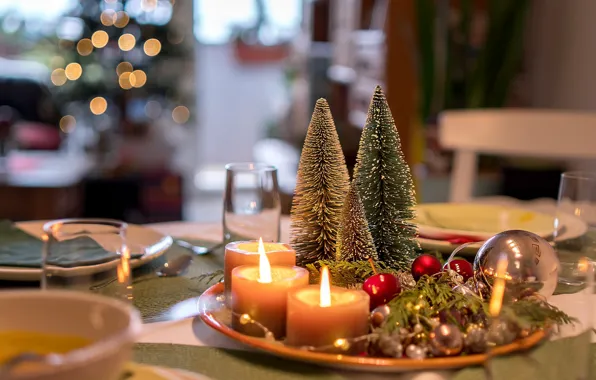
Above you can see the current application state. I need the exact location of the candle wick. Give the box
[368,258,377,275]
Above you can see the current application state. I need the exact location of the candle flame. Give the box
[489,253,508,317]
[258,237,272,283]
[320,266,331,307]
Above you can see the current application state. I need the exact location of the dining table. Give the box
[134,197,596,380]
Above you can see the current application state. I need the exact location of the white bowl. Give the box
[0,290,142,380]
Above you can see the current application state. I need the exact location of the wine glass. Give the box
[42,219,132,302]
[223,163,281,243]
[554,171,596,285]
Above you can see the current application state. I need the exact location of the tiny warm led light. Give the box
[258,238,272,284]
[172,106,190,124]
[119,72,134,90]
[320,266,331,307]
[143,38,161,56]
[100,9,115,26]
[131,70,146,88]
[116,61,133,76]
[51,69,67,86]
[91,30,109,48]
[113,11,129,28]
[59,115,76,133]
[65,63,82,80]
[90,96,108,115]
[118,33,136,51]
[76,38,93,56]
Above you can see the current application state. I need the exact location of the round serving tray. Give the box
[198,283,547,372]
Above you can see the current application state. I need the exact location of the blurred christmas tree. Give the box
[0,0,192,137]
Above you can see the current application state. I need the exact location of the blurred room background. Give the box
[0,0,594,223]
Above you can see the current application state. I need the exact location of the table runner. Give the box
[134,335,594,380]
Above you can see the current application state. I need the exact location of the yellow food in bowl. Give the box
[0,331,91,364]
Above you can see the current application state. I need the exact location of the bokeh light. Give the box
[167,30,184,45]
[77,38,93,56]
[119,72,134,90]
[143,38,161,56]
[131,70,147,88]
[113,11,130,28]
[91,30,109,48]
[116,61,133,76]
[90,97,108,115]
[141,0,158,12]
[59,115,76,133]
[50,56,65,69]
[118,33,136,51]
[100,9,116,26]
[51,69,67,86]
[65,63,82,80]
[172,106,190,124]
[145,100,162,119]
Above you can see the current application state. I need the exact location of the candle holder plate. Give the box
[198,283,546,372]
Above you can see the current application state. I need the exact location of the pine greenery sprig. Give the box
[382,273,574,334]
[305,260,412,289]
[193,269,224,285]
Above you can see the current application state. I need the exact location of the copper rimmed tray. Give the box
[198,283,546,372]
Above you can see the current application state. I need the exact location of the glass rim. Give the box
[43,218,128,236]
[561,171,596,182]
[224,162,277,173]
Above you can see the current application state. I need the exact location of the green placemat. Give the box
[135,335,595,380]
[134,344,343,380]
[98,239,224,323]
[0,236,223,324]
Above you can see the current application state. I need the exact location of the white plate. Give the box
[417,209,587,255]
[0,221,172,281]
[415,203,558,240]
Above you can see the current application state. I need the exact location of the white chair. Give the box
[438,109,596,203]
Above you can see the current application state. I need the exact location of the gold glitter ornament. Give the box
[290,99,349,265]
[336,181,378,262]
[353,86,419,269]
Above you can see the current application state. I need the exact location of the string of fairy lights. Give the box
[52,0,189,134]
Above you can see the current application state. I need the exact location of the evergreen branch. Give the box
[382,273,573,334]
[192,270,224,285]
[304,260,414,290]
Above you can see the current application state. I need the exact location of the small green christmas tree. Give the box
[353,86,419,269]
[291,99,350,265]
[337,181,378,262]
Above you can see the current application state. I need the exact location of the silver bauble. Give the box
[452,284,477,297]
[487,318,518,346]
[370,305,391,327]
[464,324,488,353]
[405,344,426,359]
[429,324,464,357]
[473,230,559,298]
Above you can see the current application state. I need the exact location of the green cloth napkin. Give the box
[0,220,118,268]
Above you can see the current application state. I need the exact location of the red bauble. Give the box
[411,254,442,281]
[363,273,401,310]
[443,259,474,281]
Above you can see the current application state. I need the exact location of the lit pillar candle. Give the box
[231,238,309,338]
[224,240,295,303]
[286,266,370,348]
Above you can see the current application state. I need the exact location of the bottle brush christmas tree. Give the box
[336,181,378,262]
[353,86,419,269]
[291,99,349,265]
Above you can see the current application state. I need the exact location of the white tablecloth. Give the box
[140,198,592,380]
